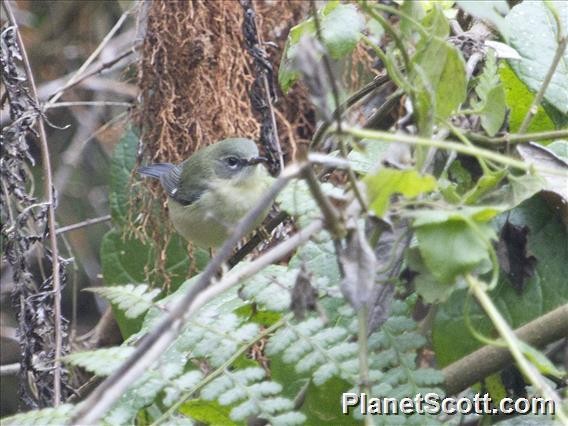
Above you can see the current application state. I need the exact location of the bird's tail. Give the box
[137,163,175,180]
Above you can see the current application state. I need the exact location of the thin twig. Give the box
[0,363,20,376]
[302,166,345,239]
[309,2,368,212]
[69,163,306,425]
[4,1,63,405]
[55,215,112,235]
[44,101,133,110]
[46,8,134,107]
[49,48,137,97]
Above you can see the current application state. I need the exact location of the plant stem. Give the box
[467,129,568,145]
[466,275,568,423]
[4,0,63,406]
[518,18,567,133]
[344,126,567,176]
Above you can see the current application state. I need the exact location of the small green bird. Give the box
[138,138,273,248]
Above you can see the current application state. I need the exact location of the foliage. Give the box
[3,1,568,425]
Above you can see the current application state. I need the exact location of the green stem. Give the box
[519,27,568,133]
[343,125,567,176]
[467,129,568,145]
[466,275,568,423]
[359,0,411,71]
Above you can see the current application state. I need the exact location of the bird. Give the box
[138,138,274,249]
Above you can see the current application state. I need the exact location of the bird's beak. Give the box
[247,156,269,166]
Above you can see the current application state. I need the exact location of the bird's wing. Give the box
[138,163,204,206]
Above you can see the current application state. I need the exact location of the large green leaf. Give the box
[364,169,437,217]
[278,2,365,93]
[500,63,555,133]
[504,1,568,114]
[109,127,138,225]
[100,229,205,337]
[433,195,568,366]
[411,207,501,285]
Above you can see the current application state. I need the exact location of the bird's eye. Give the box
[225,156,240,169]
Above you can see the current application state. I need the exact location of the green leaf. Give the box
[278,3,365,92]
[433,195,568,366]
[421,4,448,39]
[109,127,138,225]
[474,50,506,136]
[100,229,203,337]
[412,37,467,122]
[347,139,391,174]
[504,1,568,114]
[364,169,437,216]
[547,140,568,160]
[517,340,566,379]
[411,208,498,285]
[321,3,365,59]
[301,379,358,425]
[406,247,456,304]
[500,63,555,132]
[179,400,237,426]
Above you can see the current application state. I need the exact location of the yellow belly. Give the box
[168,170,273,248]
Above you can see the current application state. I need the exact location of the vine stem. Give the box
[343,126,567,176]
[466,129,568,145]
[518,3,567,134]
[4,1,63,406]
[466,275,568,423]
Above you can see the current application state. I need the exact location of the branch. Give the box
[4,1,63,405]
[69,163,306,424]
[46,7,134,107]
[55,215,112,236]
[0,363,20,376]
[239,0,284,175]
[442,303,568,396]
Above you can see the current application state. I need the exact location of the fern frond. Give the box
[85,284,161,318]
[201,367,305,424]
[64,347,135,376]
[0,404,74,426]
[267,317,360,385]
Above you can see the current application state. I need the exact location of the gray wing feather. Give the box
[138,163,203,206]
